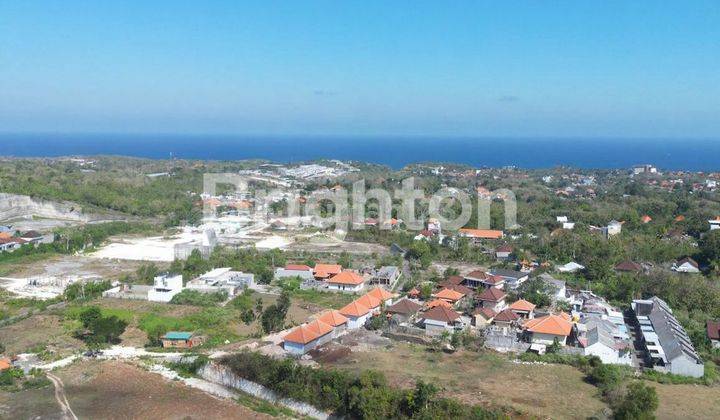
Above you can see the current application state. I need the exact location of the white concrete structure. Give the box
[186,268,255,296]
[148,274,184,303]
[604,220,622,237]
[557,261,585,273]
[672,258,700,274]
[709,217,720,231]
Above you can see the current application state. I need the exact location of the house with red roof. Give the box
[339,301,372,329]
[477,287,507,312]
[385,299,422,323]
[421,306,461,336]
[326,271,365,292]
[432,288,465,304]
[458,228,504,242]
[707,320,720,349]
[523,313,574,346]
[313,263,343,280]
[473,307,496,327]
[317,310,349,337]
[492,308,520,327]
[463,270,504,289]
[366,286,398,306]
[283,325,321,355]
[495,244,514,260]
[509,299,536,319]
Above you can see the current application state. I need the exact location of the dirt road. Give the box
[46,372,79,420]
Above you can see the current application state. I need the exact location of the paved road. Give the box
[46,372,79,420]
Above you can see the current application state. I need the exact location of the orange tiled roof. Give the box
[339,301,371,317]
[458,228,504,239]
[426,298,453,309]
[0,358,11,371]
[523,314,573,336]
[327,271,364,286]
[355,293,382,309]
[367,287,397,302]
[283,325,320,345]
[407,287,420,297]
[317,310,348,327]
[285,264,312,271]
[509,299,536,312]
[641,215,652,223]
[314,264,342,276]
[305,319,334,337]
[432,288,465,301]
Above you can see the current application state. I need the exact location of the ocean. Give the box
[1,133,719,171]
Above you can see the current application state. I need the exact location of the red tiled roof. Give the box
[305,319,334,337]
[473,307,497,319]
[385,299,422,315]
[614,261,643,272]
[432,288,465,301]
[478,287,506,302]
[509,299,536,312]
[707,320,720,341]
[327,271,364,285]
[426,299,453,309]
[367,287,398,302]
[285,264,312,271]
[438,282,474,296]
[458,228,504,239]
[523,314,573,336]
[314,264,342,276]
[317,310,348,327]
[339,301,371,318]
[422,306,460,323]
[445,275,464,285]
[465,270,490,279]
[283,325,320,345]
[355,293,382,309]
[493,308,520,322]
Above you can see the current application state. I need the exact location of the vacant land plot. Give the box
[652,382,720,419]
[322,341,607,419]
[0,314,84,356]
[2,360,272,420]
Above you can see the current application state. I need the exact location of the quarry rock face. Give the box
[0,193,89,222]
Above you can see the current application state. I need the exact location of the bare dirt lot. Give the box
[1,360,272,420]
[652,382,720,419]
[5,254,156,279]
[321,341,607,419]
[0,314,84,356]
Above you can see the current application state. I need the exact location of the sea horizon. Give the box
[2,132,720,171]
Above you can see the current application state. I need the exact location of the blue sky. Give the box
[1,1,719,138]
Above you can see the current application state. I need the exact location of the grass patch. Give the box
[288,289,355,309]
[235,392,298,417]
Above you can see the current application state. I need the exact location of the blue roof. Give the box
[164,331,193,340]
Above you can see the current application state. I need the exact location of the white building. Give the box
[672,257,700,274]
[186,267,255,296]
[148,274,184,303]
[557,261,585,273]
[709,217,720,231]
[604,220,622,238]
[632,297,704,378]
